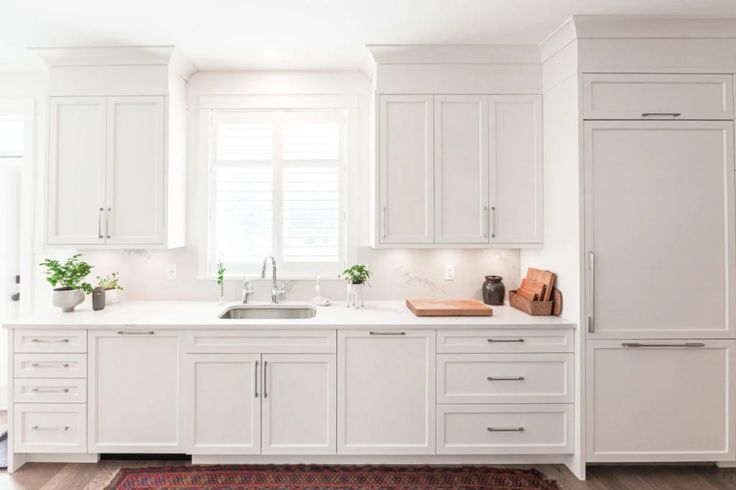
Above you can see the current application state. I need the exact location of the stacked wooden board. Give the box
[510,268,562,316]
[406,299,492,317]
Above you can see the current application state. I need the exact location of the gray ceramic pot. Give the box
[52,288,85,312]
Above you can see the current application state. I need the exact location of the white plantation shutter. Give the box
[209,110,346,275]
[0,113,23,157]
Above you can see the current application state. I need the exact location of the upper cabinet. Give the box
[39,46,193,249]
[376,94,542,247]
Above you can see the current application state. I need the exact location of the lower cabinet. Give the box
[586,340,735,462]
[184,353,336,455]
[88,330,182,453]
[338,329,436,454]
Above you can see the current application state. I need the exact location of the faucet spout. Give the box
[261,256,285,303]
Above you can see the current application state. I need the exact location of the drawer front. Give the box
[14,378,87,404]
[438,353,573,404]
[14,354,87,378]
[13,403,86,453]
[14,329,87,353]
[437,329,573,354]
[437,404,573,455]
[184,330,336,354]
[583,74,734,120]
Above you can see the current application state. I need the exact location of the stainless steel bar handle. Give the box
[32,425,69,431]
[483,206,489,238]
[369,331,406,336]
[31,363,70,368]
[487,426,525,432]
[622,342,706,348]
[117,331,155,335]
[31,338,70,343]
[31,387,70,393]
[641,112,682,118]
[254,360,259,398]
[263,361,268,398]
[490,206,496,238]
[98,208,104,239]
[588,251,595,334]
[487,338,524,343]
[106,207,111,239]
[487,376,525,381]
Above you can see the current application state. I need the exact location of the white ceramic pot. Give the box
[105,289,120,304]
[346,282,365,308]
[52,288,85,312]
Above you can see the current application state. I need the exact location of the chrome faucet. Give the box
[241,278,255,304]
[261,256,286,304]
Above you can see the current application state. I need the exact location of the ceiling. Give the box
[1,0,736,71]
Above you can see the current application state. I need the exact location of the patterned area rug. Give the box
[104,464,560,490]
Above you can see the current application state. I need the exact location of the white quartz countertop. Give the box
[3,301,575,329]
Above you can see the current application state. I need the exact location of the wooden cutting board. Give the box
[527,268,557,301]
[406,299,493,317]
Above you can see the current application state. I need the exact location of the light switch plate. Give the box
[166,264,177,280]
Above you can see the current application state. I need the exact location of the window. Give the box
[208,110,347,276]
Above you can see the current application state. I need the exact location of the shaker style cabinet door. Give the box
[434,95,489,244]
[584,121,735,339]
[105,96,165,245]
[47,97,107,245]
[378,95,434,244]
[338,329,435,454]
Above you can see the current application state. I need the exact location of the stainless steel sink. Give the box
[218,305,317,320]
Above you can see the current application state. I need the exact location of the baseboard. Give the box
[191,454,570,465]
[25,453,100,464]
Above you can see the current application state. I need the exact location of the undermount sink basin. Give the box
[218,305,317,320]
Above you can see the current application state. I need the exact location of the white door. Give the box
[434,95,489,244]
[338,329,435,455]
[47,97,107,245]
[585,121,735,338]
[262,354,336,455]
[184,354,261,455]
[105,96,165,245]
[489,95,543,244]
[88,330,181,452]
[378,95,434,244]
[587,340,735,462]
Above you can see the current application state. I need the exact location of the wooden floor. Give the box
[2,462,736,490]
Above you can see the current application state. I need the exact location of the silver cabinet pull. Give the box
[32,425,69,431]
[642,112,681,118]
[490,206,496,238]
[487,426,525,432]
[369,331,406,336]
[483,205,489,238]
[31,363,70,368]
[98,207,104,239]
[263,360,268,398]
[254,360,259,398]
[622,342,706,348]
[117,331,155,335]
[31,387,70,393]
[106,207,112,239]
[588,251,595,333]
[31,338,70,343]
[487,376,525,381]
[487,338,524,343]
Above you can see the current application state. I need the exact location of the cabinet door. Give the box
[587,340,735,462]
[378,95,434,244]
[262,354,335,455]
[585,121,735,338]
[184,354,261,455]
[47,97,107,245]
[105,96,165,245]
[88,331,181,453]
[434,95,489,244]
[489,95,543,244]
[338,329,435,454]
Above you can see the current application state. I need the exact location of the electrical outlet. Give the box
[444,263,455,281]
[166,264,177,280]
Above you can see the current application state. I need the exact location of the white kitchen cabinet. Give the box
[88,330,181,453]
[378,95,434,244]
[184,354,260,455]
[489,95,543,244]
[586,340,735,462]
[584,121,735,338]
[434,95,488,243]
[262,354,336,455]
[338,329,435,454]
[47,97,107,245]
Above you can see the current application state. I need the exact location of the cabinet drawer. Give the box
[437,404,573,455]
[583,74,733,120]
[14,329,86,353]
[14,354,87,378]
[14,378,87,404]
[437,329,573,354]
[438,353,573,404]
[13,403,86,453]
[184,330,336,354]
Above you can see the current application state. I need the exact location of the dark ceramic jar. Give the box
[482,275,505,305]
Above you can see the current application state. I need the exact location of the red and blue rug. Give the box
[105,464,560,489]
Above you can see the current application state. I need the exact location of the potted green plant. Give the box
[39,254,93,312]
[97,273,123,304]
[340,264,371,308]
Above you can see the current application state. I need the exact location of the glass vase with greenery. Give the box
[216,261,226,303]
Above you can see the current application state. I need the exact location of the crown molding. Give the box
[573,15,736,39]
[366,44,541,65]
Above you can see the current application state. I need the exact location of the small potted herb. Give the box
[216,261,226,304]
[39,254,93,312]
[97,273,123,304]
[340,264,371,308]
